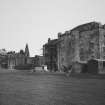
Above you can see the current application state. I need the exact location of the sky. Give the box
[0,0,105,56]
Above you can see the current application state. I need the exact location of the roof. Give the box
[44,39,58,46]
[71,21,100,33]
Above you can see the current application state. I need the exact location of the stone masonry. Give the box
[57,22,105,73]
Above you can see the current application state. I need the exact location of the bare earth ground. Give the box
[0,69,105,105]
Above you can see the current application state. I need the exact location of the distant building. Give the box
[57,31,71,71]
[34,55,44,66]
[0,49,8,68]
[25,43,30,57]
[43,38,58,71]
[0,49,7,55]
[7,44,33,69]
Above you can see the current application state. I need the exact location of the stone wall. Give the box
[57,32,70,71]
[57,22,105,73]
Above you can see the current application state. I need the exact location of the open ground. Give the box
[0,69,105,105]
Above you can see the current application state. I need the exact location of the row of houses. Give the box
[43,21,105,74]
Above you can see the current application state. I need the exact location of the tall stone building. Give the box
[25,43,30,57]
[7,51,25,69]
[57,22,105,73]
[57,31,71,71]
[43,38,58,71]
[43,21,105,73]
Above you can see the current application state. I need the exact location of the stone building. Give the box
[57,31,71,71]
[25,43,30,57]
[7,52,16,69]
[57,22,105,73]
[34,55,44,66]
[42,21,105,73]
[0,49,8,68]
[43,38,58,71]
[7,44,32,69]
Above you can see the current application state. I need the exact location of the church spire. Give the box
[25,43,30,57]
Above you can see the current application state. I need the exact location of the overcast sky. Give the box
[0,0,105,56]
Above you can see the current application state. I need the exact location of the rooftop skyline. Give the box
[0,0,105,56]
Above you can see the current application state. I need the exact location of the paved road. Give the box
[0,69,105,105]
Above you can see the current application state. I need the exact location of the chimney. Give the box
[58,32,62,38]
[48,38,51,42]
